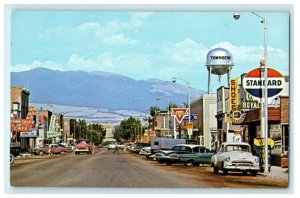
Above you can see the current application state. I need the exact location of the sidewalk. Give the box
[259,166,289,180]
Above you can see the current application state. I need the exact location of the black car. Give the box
[10,146,20,164]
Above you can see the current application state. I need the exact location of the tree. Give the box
[114,116,142,142]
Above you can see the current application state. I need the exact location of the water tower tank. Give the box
[206,48,233,75]
[206,48,234,93]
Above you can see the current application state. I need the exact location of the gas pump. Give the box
[254,138,275,172]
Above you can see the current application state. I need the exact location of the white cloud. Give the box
[74,13,152,46]
[66,53,151,76]
[162,38,207,64]
[11,60,63,72]
[161,39,289,77]
[103,34,137,45]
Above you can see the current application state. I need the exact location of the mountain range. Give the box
[11,67,206,124]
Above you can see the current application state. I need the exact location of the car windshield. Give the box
[225,145,250,152]
[77,140,88,144]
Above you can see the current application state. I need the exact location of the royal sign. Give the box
[242,67,285,98]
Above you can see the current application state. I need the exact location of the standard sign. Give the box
[242,67,285,98]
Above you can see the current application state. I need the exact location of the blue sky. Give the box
[11,11,289,91]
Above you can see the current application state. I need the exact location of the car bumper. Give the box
[224,165,260,171]
[75,148,89,152]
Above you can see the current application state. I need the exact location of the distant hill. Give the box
[11,67,206,113]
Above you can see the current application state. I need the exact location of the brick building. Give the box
[10,87,31,152]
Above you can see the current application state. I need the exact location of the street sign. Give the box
[242,67,285,98]
[183,114,198,121]
[171,108,189,124]
[186,122,193,129]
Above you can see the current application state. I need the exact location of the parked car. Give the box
[75,139,93,155]
[10,146,21,165]
[271,140,283,166]
[139,146,151,158]
[150,137,186,154]
[68,143,76,151]
[50,143,73,154]
[131,142,151,153]
[149,150,179,165]
[211,142,260,176]
[150,144,207,165]
[178,147,215,166]
[35,144,51,155]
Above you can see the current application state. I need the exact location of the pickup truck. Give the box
[177,148,215,166]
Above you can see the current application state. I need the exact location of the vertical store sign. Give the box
[230,78,238,110]
[227,78,246,124]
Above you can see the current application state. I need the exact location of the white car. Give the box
[107,142,118,150]
[211,142,260,176]
[139,146,151,158]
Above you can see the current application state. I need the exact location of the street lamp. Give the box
[172,77,192,139]
[156,96,170,137]
[234,12,269,173]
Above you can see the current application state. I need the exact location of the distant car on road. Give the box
[211,142,260,176]
[75,139,93,155]
[107,142,119,150]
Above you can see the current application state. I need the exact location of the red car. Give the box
[35,144,51,155]
[50,144,73,154]
[75,139,93,155]
[35,144,73,155]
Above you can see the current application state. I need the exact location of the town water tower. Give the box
[206,48,233,93]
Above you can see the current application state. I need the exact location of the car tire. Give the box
[39,151,44,156]
[242,171,247,176]
[252,171,258,176]
[166,161,173,166]
[213,166,219,174]
[146,155,150,159]
[185,160,194,166]
[10,154,15,165]
[60,151,65,155]
[223,169,228,175]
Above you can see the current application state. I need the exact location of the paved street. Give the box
[10,148,288,188]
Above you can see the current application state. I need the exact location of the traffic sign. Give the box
[242,67,285,98]
[186,122,193,129]
[171,108,189,124]
[183,114,198,121]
